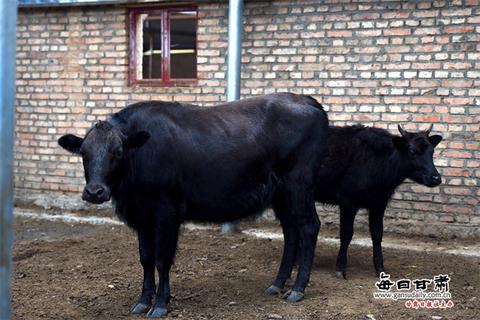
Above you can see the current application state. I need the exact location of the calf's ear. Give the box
[428,135,443,148]
[124,130,150,149]
[58,134,83,154]
[392,136,408,152]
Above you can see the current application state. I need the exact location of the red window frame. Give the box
[128,6,198,87]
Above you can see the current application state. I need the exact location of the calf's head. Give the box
[58,121,150,204]
[392,124,443,187]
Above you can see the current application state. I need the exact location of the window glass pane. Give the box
[137,13,162,79]
[170,11,197,79]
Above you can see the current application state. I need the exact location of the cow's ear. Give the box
[124,131,150,149]
[58,134,83,154]
[428,135,442,148]
[392,136,408,152]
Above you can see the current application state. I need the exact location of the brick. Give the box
[384,96,410,104]
[414,27,440,35]
[384,28,411,36]
[441,80,473,87]
[443,62,472,69]
[412,62,441,69]
[356,30,382,37]
[384,63,411,70]
[412,96,441,104]
[412,115,441,122]
[444,97,472,105]
[444,25,475,34]
[467,71,480,78]
[325,97,351,104]
[326,30,353,37]
[416,44,442,52]
[441,8,472,16]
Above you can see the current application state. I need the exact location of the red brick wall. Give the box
[15,1,479,236]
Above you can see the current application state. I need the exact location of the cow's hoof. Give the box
[265,285,282,295]
[282,290,304,302]
[130,302,151,314]
[336,271,347,280]
[147,307,168,318]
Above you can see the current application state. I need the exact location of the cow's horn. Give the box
[398,124,407,137]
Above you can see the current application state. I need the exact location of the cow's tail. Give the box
[303,94,329,185]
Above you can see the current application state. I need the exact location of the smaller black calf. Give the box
[315,124,443,278]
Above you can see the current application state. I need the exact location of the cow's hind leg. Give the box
[369,208,385,276]
[131,228,156,314]
[335,204,358,279]
[266,191,299,295]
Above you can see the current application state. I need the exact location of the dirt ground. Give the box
[12,213,480,320]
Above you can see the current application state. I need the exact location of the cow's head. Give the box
[392,124,443,187]
[58,121,150,204]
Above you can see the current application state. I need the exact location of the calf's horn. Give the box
[397,124,407,137]
[426,124,433,135]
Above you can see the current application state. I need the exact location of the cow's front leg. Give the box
[147,220,180,318]
[287,208,320,302]
[265,222,299,295]
[280,176,320,303]
[335,204,358,279]
[368,208,385,276]
[131,229,156,314]
[266,190,299,296]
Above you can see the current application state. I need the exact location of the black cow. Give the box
[58,93,328,318]
[314,124,442,279]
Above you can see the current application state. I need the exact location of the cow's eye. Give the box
[408,148,419,157]
[113,148,123,159]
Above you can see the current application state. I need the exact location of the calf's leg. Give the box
[131,229,156,314]
[368,208,385,276]
[335,204,358,279]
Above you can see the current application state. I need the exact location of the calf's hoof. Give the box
[265,285,282,295]
[282,290,304,302]
[130,302,151,314]
[147,307,168,318]
[375,268,385,278]
[336,271,347,280]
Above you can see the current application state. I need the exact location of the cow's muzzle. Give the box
[82,183,111,204]
[425,174,442,187]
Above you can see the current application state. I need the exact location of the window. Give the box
[129,6,198,86]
